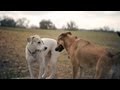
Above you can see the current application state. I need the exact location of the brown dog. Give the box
[55,32,119,79]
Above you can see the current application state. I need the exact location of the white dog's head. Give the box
[27,35,47,53]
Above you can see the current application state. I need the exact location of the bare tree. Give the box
[62,25,67,30]
[30,24,39,29]
[16,18,29,28]
[66,21,78,30]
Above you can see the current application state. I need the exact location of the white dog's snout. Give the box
[37,46,47,51]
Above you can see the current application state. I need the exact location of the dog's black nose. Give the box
[45,47,47,50]
[55,48,58,51]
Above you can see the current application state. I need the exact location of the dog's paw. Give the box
[30,77,36,79]
[41,75,46,79]
[46,77,52,79]
[38,76,43,79]
[46,76,56,79]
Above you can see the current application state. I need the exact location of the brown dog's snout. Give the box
[55,45,64,52]
[55,47,59,51]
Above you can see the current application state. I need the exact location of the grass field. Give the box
[0,27,120,79]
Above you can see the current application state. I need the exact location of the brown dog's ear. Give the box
[75,36,78,39]
[67,32,72,35]
[61,33,67,37]
[60,32,72,38]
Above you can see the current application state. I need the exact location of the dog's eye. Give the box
[38,42,41,44]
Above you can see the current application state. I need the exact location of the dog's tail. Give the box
[117,31,120,37]
[107,51,120,79]
[110,52,120,79]
[108,51,120,59]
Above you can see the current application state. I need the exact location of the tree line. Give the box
[0,16,29,28]
[0,16,79,30]
[0,16,117,32]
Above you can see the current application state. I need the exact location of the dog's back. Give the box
[41,38,57,51]
[41,38,60,58]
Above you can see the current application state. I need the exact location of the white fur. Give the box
[25,35,60,79]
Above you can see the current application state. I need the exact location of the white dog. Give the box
[25,35,60,79]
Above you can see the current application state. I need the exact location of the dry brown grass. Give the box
[0,28,120,79]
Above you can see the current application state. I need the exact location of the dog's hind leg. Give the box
[46,52,59,79]
[46,57,57,79]
[95,55,111,79]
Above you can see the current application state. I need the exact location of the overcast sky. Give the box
[0,11,120,31]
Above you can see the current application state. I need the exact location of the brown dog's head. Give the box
[55,32,72,52]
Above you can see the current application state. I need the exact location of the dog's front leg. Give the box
[79,66,83,79]
[27,60,35,79]
[42,58,49,79]
[73,64,79,79]
[42,69,47,79]
[38,57,45,79]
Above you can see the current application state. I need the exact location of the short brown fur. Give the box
[56,32,116,79]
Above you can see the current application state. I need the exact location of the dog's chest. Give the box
[68,43,78,57]
[32,52,43,60]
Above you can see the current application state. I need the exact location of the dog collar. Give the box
[27,48,40,56]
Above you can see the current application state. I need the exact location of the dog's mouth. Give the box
[35,49,41,52]
[55,45,64,52]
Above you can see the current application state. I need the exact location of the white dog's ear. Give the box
[27,36,35,43]
[27,37,31,42]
